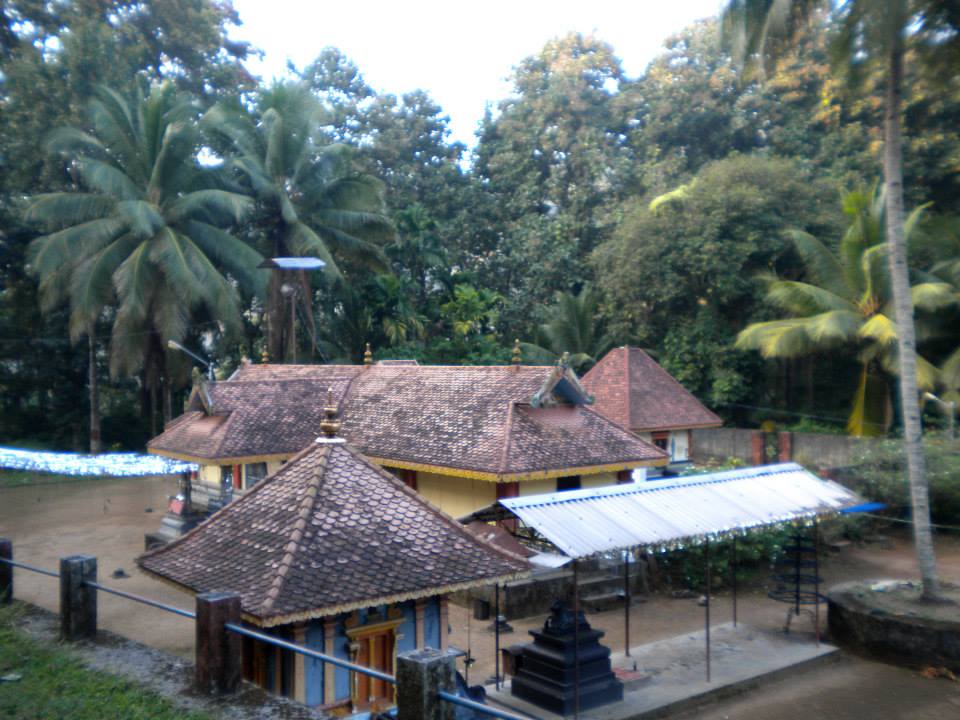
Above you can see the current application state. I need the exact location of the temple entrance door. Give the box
[353,629,395,711]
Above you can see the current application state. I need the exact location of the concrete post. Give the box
[195,591,242,695]
[60,554,97,641]
[778,431,794,462]
[0,539,11,604]
[751,431,765,465]
[396,647,459,720]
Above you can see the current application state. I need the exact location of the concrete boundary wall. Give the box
[691,428,876,470]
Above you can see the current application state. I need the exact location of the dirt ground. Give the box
[3,474,960,719]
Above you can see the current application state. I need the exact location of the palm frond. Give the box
[76,158,141,200]
[766,279,857,315]
[786,229,851,299]
[46,127,108,160]
[67,234,140,341]
[116,200,165,240]
[184,220,267,298]
[24,193,117,230]
[858,313,898,346]
[735,318,814,358]
[911,282,956,312]
[165,189,253,226]
[27,217,126,279]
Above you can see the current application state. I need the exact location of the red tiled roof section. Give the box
[137,442,528,625]
[150,378,355,459]
[503,405,665,473]
[341,366,546,473]
[582,347,722,432]
[149,363,670,473]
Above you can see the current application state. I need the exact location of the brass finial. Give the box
[319,387,342,438]
[261,347,270,364]
[512,338,522,368]
[363,343,373,366]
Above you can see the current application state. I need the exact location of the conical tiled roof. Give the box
[583,347,722,432]
[138,439,528,626]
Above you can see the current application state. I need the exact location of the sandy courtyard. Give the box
[2,474,960,718]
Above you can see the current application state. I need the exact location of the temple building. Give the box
[138,401,528,713]
[582,346,722,467]
[148,355,669,518]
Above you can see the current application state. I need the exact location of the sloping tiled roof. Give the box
[151,378,357,460]
[582,347,722,432]
[149,364,668,475]
[138,440,528,625]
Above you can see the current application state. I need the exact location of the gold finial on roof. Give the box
[512,338,522,368]
[364,343,373,366]
[261,347,270,364]
[319,387,342,439]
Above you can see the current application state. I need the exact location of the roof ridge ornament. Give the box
[317,387,345,443]
[512,339,522,369]
[261,347,270,364]
[364,343,373,367]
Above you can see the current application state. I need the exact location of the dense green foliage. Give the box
[0,605,211,719]
[2,3,960,448]
[844,435,960,528]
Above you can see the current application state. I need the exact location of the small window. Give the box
[245,462,267,489]
[556,476,581,492]
[220,465,233,487]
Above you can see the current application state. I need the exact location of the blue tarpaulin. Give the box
[0,446,197,477]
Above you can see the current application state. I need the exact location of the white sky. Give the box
[230,0,726,146]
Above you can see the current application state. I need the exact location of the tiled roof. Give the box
[138,440,528,625]
[151,378,357,460]
[149,364,668,475]
[582,347,722,432]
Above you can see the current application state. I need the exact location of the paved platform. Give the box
[484,623,839,719]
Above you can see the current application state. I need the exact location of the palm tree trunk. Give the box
[883,37,941,600]
[88,327,102,454]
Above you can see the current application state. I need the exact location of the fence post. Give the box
[60,554,97,641]
[396,647,459,720]
[195,591,242,695]
[0,539,11,604]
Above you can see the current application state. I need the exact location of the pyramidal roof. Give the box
[582,347,722,433]
[138,438,528,626]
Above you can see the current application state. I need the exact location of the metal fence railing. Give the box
[224,622,396,684]
[437,691,533,719]
[0,543,535,719]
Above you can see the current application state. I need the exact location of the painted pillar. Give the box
[415,600,426,648]
[324,619,336,704]
[751,431,765,466]
[438,597,449,650]
[293,624,306,704]
[778,431,793,462]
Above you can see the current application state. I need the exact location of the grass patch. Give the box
[0,605,210,720]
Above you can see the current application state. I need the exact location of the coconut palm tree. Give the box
[522,285,613,372]
[722,0,960,598]
[737,188,953,435]
[25,83,263,435]
[202,82,395,361]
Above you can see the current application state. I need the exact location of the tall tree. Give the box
[722,0,960,599]
[25,84,262,436]
[736,188,953,436]
[203,82,394,361]
[522,286,612,372]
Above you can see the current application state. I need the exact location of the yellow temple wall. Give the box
[415,472,497,519]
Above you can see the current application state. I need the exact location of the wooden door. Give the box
[352,629,395,710]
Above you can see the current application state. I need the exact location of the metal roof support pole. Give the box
[573,559,581,719]
[0,539,11,605]
[494,582,501,690]
[705,538,711,683]
[624,550,631,657]
[732,536,738,628]
[814,519,820,647]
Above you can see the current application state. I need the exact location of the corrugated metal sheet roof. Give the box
[257,257,326,270]
[499,463,863,558]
